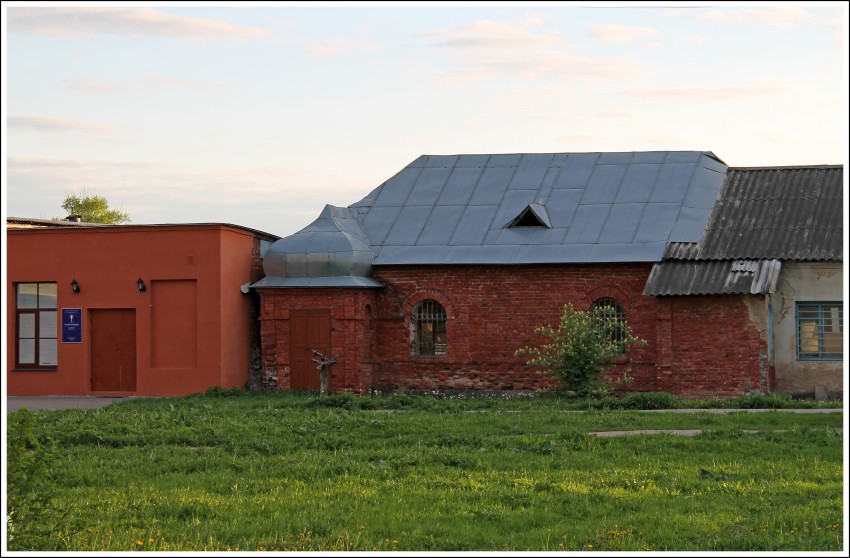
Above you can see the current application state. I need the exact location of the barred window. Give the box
[797,302,843,360]
[16,282,58,369]
[412,299,447,356]
[590,297,627,354]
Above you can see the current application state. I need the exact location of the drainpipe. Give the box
[766,294,775,393]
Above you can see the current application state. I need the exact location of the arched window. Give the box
[590,297,627,353]
[412,299,447,356]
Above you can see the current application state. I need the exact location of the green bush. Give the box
[617,391,681,410]
[516,303,645,397]
[309,391,357,409]
[203,386,246,397]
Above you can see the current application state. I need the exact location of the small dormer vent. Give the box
[506,203,551,228]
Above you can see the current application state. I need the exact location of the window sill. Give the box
[12,367,58,372]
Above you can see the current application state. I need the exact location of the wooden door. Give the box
[90,309,137,392]
[290,310,331,390]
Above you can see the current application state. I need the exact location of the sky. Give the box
[2,1,848,239]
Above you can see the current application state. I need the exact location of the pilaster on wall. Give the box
[655,297,674,392]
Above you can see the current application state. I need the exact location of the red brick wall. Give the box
[370,265,659,392]
[661,295,767,397]
[258,288,377,392]
[257,265,770,397]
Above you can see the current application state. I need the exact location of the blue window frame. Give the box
[796,302,843,360]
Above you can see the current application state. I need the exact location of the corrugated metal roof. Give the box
[349,151,727,265]
[644,165,842,296]
[673,166,844,261]
[643,259,782,296]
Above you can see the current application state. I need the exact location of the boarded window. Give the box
[15,282,58,368]
[412,299,447,356]
[797,302,843,360]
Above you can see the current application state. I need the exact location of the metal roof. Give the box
[6,216,106,228]
[263,205,375,279]
[349,151,727,265]
[669,166,844,261]
[643,259,782,296]
[250,276,384,289]
[644,165,843,296]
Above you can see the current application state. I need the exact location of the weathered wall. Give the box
[369,264,659,392]
[772,261,844,397]
[257,264,784,397]
[258,288,378,392]
[658,295,769,398]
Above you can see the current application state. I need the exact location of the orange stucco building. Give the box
[6,222,278,396]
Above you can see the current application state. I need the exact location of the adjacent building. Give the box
[6,222,277,396]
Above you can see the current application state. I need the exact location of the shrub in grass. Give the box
[516,303,646,398]
[617,391,681,410]
[309,392,357,409]
[203,386,246,397]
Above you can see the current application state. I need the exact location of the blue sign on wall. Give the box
[62,308,83,343]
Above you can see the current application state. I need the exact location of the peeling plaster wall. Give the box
[772,261,844,396]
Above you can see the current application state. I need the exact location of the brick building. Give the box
[252,151,843,398]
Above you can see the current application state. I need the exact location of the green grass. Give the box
[6,391,845,551]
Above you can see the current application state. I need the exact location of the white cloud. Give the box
[303,38,378,57]
[422,16,648,84]
[59,77,122,93]
[7,7,268,40]
[145,76,236,89]
[697,7,813,30]
[670,34,705,45]
[8,115,111,133]
[588,24,659,42]
[626,84,794,102]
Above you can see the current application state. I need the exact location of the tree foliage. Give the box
[516,303,646,397]
[59,191,131,224]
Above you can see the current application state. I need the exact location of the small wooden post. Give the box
[311,349,337,397]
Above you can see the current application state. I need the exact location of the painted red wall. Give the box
[258,264,772,397]
[7,225,275,396]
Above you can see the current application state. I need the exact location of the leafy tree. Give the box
[58,190,131,224]
[516,303,646,397]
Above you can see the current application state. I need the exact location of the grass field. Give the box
[6,391,845,551]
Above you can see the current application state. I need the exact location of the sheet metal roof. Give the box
[350,151,727,265]
[644,165,843,296]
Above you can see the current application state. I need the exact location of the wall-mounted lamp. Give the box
[137,277,147,293]
[70,278,80,294]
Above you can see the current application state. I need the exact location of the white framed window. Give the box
[15,282,58,369]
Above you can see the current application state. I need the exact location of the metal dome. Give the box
[263,205,375,279]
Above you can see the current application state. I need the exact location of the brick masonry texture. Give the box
[258,264,768,396]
